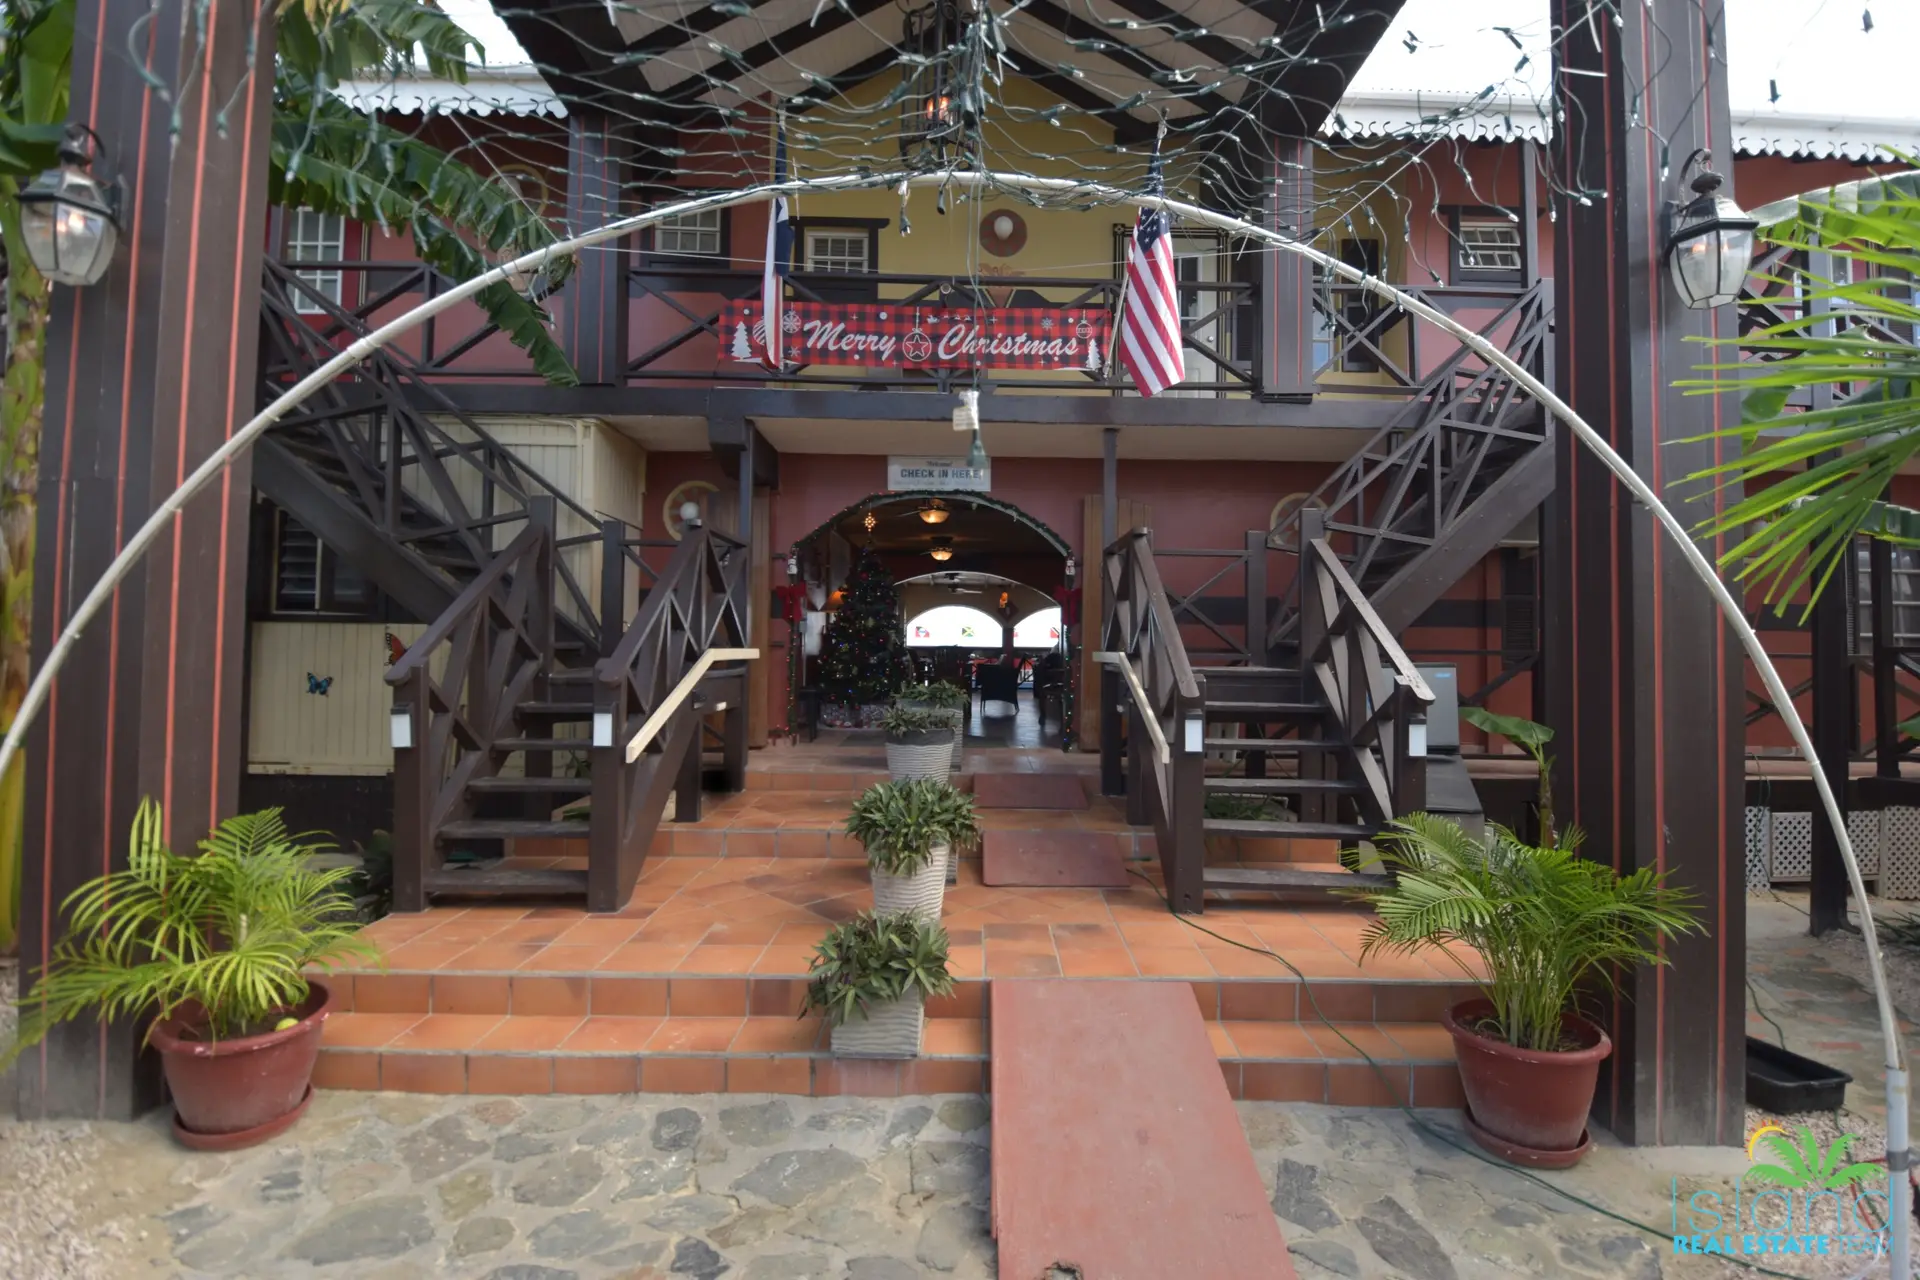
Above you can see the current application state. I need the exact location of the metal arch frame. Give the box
[4,172,1906,1266]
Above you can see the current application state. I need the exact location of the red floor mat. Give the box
[971,771,1089,809]
[981,830,1131,888]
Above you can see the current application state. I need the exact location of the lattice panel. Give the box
[1771,812,1814,883]
[1883,807,1920,900]
[1745,806,1771,890]
[1849,809,1883,880]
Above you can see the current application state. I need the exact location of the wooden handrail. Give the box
[1091,652,1171,764]
[1307,536,1435,704]
[596,530,705,682]
[386,522,543,683]
[621,648,759,762]
[1112,528,1201,700]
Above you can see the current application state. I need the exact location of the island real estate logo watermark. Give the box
[1670,1125,1889,1258]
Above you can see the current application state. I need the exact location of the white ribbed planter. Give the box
[886,731,954,781]
[872,842,949,919]
[830,992,926,1059]
[943,709,965,771]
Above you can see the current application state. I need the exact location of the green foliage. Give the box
[818,548,904,708]
[346,829,394,921]
[1350,813,1702,1053]
[1459,706,1557,842]
[801,910,955,1028]
[0,0,71,175]
[1747,1126,1885,1190]
[846,777,980,875]
[1204,792,1289,821]
[880,704,949,739]
[1680,170,1920,612]
[3,800,380,1064]
[897,680,968,711]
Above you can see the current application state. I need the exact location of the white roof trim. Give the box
[1326,89,1920,163]
[332,68,566,119]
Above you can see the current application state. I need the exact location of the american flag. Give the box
[762,123,794,370]
[1118,143,1185,397]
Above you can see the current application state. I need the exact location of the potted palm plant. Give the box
[881,704,956,782]
[3,801,378,1150]
[1350,712,1701,1169]
[802,910,955,1059]
[845,778,980,916]
[897,681,969,771]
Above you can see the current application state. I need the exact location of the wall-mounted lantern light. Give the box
[1665,150,1757,310]
[19,123,121,288]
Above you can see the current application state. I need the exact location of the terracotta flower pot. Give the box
[149,979,333,1150]
[1442,998,1611,1168]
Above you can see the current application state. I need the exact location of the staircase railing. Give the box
[1297,510,1433,827]
[1098,527,1208,911]
[588,523,754,911]
[1266,279,1554,651]
[387,503,558,912]
[260,259,656,647]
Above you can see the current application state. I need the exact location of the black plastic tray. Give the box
[1746,1037,1852,1113]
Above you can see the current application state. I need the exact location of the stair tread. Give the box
[1204,700,1322,716]
[467,776,593,794]
[424,866,588,896]
[439,819,590,840]
[516,700,597,718]
[496,737,589,752]
[1203,737,1341,751]
[1202,865,1392,890]
[1202,819,1374,840]
[1203,777,1361,794]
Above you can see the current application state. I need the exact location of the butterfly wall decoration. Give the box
[385,631,407,666]
[306,673,333,696]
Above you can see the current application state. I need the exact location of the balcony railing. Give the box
[266,251,1553,401]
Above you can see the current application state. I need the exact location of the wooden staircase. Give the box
[257,260,750,914]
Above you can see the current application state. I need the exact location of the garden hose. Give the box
[1130,869,1850,1280]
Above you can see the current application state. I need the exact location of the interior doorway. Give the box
[788,492,1075,749]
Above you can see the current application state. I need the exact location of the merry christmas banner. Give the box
[720,300,1109,372]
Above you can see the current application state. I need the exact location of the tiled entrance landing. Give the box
[321,852,1481,1107]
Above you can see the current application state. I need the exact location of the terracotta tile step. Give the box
[315,1013,986,1098]
[1212,1020,1464,1108]
[324,968,1478,1025]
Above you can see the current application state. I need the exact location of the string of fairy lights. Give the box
[258,0,1751,290]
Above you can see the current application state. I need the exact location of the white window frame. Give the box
[286,208,346,315]
[655,208,723,258]
[1456,217,1524,276]
[804,230,871,275]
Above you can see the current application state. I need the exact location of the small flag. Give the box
[1118,138,1185,398]
[762,116,794,370]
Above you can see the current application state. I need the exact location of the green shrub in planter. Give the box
[896,680,968,711]
[880,704,951,741]
[801,909,955,1027]
[846,777,981,876]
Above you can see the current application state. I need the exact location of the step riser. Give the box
[503,830,1156,861]
[315,1047,987,1098]
[335,970,1476,1025]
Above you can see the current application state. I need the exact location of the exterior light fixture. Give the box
[899,0,964,163]
[1064,555,1076,579]
[19,123,121,287]
[680,500,703,529]
[918,498,950,524]
[966,428,987,470]
[928,536,954,562]
[863,510,878,533]
[952,387,979,433]
[1665,150,1757,310]
[786,551,799,578]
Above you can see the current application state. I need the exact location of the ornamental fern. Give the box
[2,800,379,1064]
[1351,815,1702,1053]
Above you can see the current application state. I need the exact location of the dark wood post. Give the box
[1873,539,1899,776]
[1168,681,1206,913]
[563,112,632,385]
[1544,0,1745,1146]
[1297,509,1329,825]
[1258,135,1315,400]
[599,517,626,656]
[391,670,433,915]
[17,0,274,1120]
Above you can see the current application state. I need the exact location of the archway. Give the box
[790,494,1075,747]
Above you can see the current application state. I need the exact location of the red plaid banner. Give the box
[721,300,1110,372]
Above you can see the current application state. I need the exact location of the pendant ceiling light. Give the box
[928,536,955,562]
[918,498,950,524]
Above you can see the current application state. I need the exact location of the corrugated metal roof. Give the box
[332,69,565,119]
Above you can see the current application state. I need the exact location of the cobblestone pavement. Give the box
[4,1085,1806,1280]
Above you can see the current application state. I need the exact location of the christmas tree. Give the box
[730,318,753,362]
[817,547,903,716]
